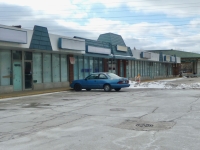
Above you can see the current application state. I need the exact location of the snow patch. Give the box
[128,79,200,89]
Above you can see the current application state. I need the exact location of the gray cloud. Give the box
[0,2,200,53]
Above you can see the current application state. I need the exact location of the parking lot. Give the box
[0,79,200,150]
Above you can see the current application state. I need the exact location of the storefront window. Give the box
[74,56,78,80]
[43,53,52,83]
[78,56,84,79]
[126,60,128,78]
[108,59,112,73]
[89,57,93,73]
[33,53,42,83]
[113,60,117,74]
[143,61,146,76]
[146,62,148,76]
[147,62,150,76]
[13,51,22,60]
[120,60,124,77]
[132,61,135,77]
[93,58,99,73]
[52,54,60,82]
[169,64,172,75]
[84,56,90,78]
[149,62,153,78]
[24,52,32,60]
[61,54,68,82]
[135,61,138,76]
[141,61,143,76]
[154,62,157,76]
[99,58,103,72]
[0,51,11,86]
[128,60,131,78]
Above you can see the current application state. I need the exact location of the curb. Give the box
[0,88,71,99]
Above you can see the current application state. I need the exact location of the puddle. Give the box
[22,103,50,108]
[115,120,175,131]
[110,108,126,111]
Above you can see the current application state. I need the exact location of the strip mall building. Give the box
[0,24,180,94]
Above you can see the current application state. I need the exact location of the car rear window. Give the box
[87,74,99,79]
[106,73,121,79]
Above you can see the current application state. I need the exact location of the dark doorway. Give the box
[24,62,32,89]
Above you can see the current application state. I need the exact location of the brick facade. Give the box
[68,55,74,83]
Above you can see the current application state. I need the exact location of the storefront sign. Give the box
[59,38,85,51]
[140,52,151,59]
[117,45,127,52]
[69,57,75,64]
[164,55,170,62]
[88,46,111,55]
[0,27,27,44]
[171,56,175,62]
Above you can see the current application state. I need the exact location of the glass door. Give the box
[24,61,32,89]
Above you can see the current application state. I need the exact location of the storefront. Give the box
[72,37,112,80]
[0,25,85,94]
[0,24,180,94]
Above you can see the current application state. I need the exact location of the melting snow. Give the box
[128,78,200,89]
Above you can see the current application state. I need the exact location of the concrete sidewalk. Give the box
[0,87,70,99]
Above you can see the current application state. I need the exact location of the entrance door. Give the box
[24,62,32,89]
[13,61,22,91]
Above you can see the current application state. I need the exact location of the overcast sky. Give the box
[1,0,200,53]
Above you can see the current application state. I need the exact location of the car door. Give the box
[96,74,108,88]
[85,74,99,89]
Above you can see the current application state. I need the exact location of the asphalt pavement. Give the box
[0,78,200,150]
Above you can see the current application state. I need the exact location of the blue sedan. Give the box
[70,72,130,92]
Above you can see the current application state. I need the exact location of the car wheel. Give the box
[74,84,82,91]
[104,84,111,92]
[115,88,121,91]
[86,89,91,91]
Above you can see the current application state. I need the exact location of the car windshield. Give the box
[106,73,121,79]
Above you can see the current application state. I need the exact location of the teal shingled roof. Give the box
[97,33,126,46]
[147,50,200,58]
[29,25,52,51]
[74,36,132,57]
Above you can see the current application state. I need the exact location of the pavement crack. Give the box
[152,107,158,113]
[190,97,200,105]
[139,107,159,119]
